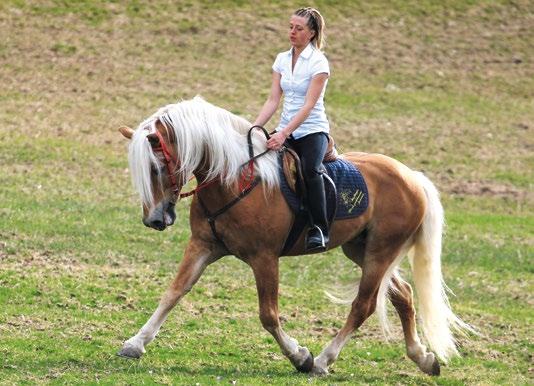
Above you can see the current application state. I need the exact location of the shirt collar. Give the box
[300,42,315,59]
[288,42,315,59]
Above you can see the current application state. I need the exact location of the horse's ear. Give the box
[146,133,160,147]
[118,126,134,139]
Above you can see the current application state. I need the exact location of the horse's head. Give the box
[119,121,179,231]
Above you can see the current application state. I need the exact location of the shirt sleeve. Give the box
[310,53,330,77]
[272,53,283,74]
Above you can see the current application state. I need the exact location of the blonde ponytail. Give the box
[294,7,325,50]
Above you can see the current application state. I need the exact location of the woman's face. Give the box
[288,15,314,49]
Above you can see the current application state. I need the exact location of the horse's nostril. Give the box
[151,219,166,231]
[143,217,166,230]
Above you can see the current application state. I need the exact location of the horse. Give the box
[117,97,473,376]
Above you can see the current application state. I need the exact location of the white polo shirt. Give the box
[273,43,330,139]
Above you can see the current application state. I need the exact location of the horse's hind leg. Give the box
[248,255,314,373]
[118,239,219,359]
[389,274,440,375]
[343,238,439,375]
[312,243,402,375]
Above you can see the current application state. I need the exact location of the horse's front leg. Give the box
[249,256,314,373]
[118,239,218,358]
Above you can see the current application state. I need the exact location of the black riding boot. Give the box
[305,173,329,252]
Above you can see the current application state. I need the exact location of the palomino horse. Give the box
[117,97,472,376]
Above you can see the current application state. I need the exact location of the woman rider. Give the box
[253,7,331,252]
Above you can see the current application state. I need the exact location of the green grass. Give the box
[1,0,533,384]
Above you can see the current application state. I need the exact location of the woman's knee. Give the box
[303,165,323,180]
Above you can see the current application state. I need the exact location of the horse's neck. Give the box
[191,154,235,190]
[192,169,240,208]
[193,166,212,185]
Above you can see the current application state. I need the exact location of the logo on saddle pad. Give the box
[340,189,366,214]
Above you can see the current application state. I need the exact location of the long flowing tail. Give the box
[410,172,475,362]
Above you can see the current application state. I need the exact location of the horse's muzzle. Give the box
[143,202,176,231]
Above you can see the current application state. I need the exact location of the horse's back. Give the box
[341,152,414,175]
[341,152,421,189]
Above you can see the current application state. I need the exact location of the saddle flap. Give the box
[282,149,298,193]
[279,148,336,220]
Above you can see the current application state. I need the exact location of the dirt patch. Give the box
[445,180,531,200]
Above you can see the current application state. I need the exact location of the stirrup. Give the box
[305,225,328,252]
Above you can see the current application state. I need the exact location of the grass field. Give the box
[0,0,533,384]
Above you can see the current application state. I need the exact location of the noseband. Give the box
[152,129,180,195]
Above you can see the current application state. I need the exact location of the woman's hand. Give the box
[267,131,288,151]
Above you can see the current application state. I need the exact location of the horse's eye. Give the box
[151,164,164,175]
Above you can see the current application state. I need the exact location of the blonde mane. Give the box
[128,97,280,206]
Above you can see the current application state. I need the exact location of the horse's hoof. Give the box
[311,365,329,377]
[294,348,314,373]
[430,356,440,376]
[419,352,440,376]
[117,343,144,359]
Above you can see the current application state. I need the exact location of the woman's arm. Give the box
[267,73,328,150]
[253,72,283,127]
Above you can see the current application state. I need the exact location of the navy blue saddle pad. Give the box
[279,157,369,221]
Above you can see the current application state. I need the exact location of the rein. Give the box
[238,125,271,191]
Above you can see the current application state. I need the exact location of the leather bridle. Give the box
[150,124,271,200]
[150,124,273,251]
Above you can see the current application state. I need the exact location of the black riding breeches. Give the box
[287,132,329,231]
[287,132,328,179]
